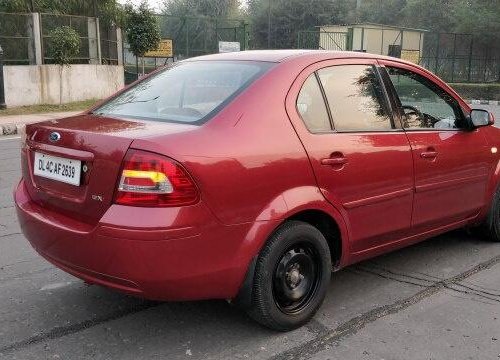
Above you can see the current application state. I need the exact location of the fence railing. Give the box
[0,12,34,65]
[157,15,248,59]
[420,33,499,83]
[0,12,120,66]
[124,15,249,77]
[40,13,96,64]
[100,24,119,65]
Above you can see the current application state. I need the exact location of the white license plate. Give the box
[33,152,82,186]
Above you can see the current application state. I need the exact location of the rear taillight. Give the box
[114,149,199,207]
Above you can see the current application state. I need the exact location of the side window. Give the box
[317,65,393,131]
[296,74,332,132]
[387,67,463,130]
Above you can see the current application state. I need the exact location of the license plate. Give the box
[33,152,81,186]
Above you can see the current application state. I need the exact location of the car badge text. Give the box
[91,194,103,202]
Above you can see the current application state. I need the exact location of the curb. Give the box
[1,123,24,137]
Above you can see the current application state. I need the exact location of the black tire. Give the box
[482,188,500,242]
[247,221,332,331]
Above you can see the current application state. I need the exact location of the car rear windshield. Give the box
[94,61,273,124]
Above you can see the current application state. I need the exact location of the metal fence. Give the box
[297,29,499,83]
[158,15,248,58]
[0,12,35,65]
[0,12,120,65]
[40,13,97,64]
[419,33,499,83]
[298,31,348,51]
[124,15,249,78]
[100,24,119,65]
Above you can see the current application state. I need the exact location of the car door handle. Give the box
[420,151,438,159]
[321,157,347,166]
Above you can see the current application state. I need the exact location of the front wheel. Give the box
[247,221,332,331]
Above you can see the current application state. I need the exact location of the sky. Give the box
[118,0,163,12]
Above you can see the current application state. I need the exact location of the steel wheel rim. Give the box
[272,242,321,314]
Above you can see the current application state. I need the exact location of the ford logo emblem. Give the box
[49,132,61,142]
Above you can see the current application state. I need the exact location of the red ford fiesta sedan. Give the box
[14,50,499,331]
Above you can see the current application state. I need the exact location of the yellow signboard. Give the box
[144,39,173,58]
[401,50,420,64]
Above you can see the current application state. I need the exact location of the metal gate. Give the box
[297,30,349,51]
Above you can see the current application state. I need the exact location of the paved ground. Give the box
[0,105,499,359]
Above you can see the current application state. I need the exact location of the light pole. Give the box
[267,0,271,48]
[0,45,6,110]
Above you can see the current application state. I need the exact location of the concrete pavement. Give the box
[1,136,500,359]
[310,262,500,360]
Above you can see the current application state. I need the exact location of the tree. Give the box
[247,0,340,49]
[0,0,125,27]
[124,1,161,75]
[162,0,242,18]
[400,0,454,32]
[452,0,500,44]
[47,25,80,105]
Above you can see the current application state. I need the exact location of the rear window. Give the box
[94,61,273,124]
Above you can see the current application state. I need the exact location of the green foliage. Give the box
[246,0,500,49]
[248,0,348,49]
[400,0,454,32]
[357,0,406,25]
[125,1,161,58]
[452,0,500,44]
[0,0,30,12]
[48,25,81,66]
[0,0,125,27]
[163,0,242,18]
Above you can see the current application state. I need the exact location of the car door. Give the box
[286,58,414,255]
[379,60,492,231]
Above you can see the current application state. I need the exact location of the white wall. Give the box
[4,65,124,107]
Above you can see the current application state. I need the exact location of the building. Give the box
[317,23,427,64]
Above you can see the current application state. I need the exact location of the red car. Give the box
[15,50,499,331]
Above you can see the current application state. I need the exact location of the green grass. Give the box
[0,99,100,116]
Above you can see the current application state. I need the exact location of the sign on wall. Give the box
[218,41,241,53]
[144,39,174,58]
[401,50,420,64]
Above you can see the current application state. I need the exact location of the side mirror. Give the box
[469,109,495,128]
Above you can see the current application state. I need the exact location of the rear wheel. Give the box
[482,188,500,242]
[247,221,331,331]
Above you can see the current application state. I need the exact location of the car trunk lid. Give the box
[22,114,196,225]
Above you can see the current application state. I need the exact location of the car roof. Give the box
[185,49,410,64]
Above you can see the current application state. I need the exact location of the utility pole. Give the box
[93,0,98,18]
[267,0,271,48]
[0,45,6,109]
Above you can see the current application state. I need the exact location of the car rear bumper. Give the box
[14,179,259,301]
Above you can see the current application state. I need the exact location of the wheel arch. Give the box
[235,198,350,307]
[287,209,343,269]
